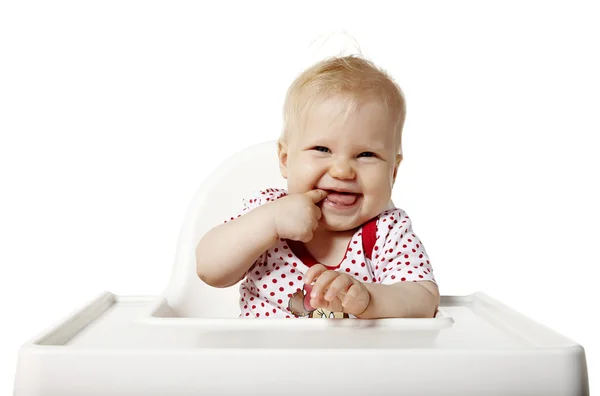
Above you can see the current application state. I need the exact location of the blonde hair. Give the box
[282,55,406,153]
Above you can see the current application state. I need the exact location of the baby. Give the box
[196,55,439,319]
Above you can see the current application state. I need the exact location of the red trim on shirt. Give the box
[286,216,379,269]
[362,216,378,260]
[287,240,339,269]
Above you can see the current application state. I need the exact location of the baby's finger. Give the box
[303,264,327,285]
[305,189,329,203]
[324,275,353,302]
[341,284,370,312]
[312,205,322,222]
[310,270,338,299]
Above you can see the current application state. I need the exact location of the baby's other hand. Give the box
[270,189,328,242]
[304,264,370,317]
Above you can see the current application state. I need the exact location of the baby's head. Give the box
[278,55,407,232]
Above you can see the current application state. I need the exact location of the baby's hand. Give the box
[304,264,371,317]
[270,189,328,242]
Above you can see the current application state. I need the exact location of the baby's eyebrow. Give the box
[359,144,386,152]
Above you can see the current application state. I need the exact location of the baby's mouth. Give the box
[323,189,361,206]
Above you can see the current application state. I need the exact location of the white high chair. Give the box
[13,141,590,395]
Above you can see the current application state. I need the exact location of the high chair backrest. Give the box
[162,140,286,318]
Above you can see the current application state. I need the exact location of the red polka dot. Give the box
[361,262,365,267]
[281,274,286,278]
[363,276,368,281]
[401,278,406,281]
[262,284,267,289]
[272,279,278,283]
[278,299,283,304]
[345,268,350,272]
[270,292,275,296]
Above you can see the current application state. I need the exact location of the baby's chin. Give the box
[319,214,367,232]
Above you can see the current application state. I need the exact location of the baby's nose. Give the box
[328,160,356,180]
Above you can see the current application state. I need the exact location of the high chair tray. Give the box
[13,291,588,396]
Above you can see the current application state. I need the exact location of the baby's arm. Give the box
[358,280,440,319]
[196,204,278,288]
[196,188,326,288]
[359,208,440,318]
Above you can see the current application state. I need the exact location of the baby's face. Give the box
[279,95,401,231]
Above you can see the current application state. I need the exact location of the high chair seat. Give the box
[13,141,590,396]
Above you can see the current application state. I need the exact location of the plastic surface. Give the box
[13,140,590,395]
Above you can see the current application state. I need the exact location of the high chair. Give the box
[13,140,590,395]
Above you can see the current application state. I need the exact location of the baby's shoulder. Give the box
[242,188,288,210]
[226,188,288,223]
[373,207,413,236]
[376,207,410,223]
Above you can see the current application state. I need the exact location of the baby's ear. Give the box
[278,139,289,179]
[392,153,403,183]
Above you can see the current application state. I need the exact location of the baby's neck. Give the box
[304,226,357,267]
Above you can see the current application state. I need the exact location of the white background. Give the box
[1,0,598,394]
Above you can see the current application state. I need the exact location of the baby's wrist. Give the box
[257,204,282,243]
[353,286,372,318]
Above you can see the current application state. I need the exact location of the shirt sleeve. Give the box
[371,208,436,285]
[223,188,288,223]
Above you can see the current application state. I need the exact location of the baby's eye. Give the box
[358,152,376,158]
[313,146,331,153]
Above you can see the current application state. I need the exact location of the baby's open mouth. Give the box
[323,189,361,206]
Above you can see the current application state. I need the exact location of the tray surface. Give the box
[30,292,579,351]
